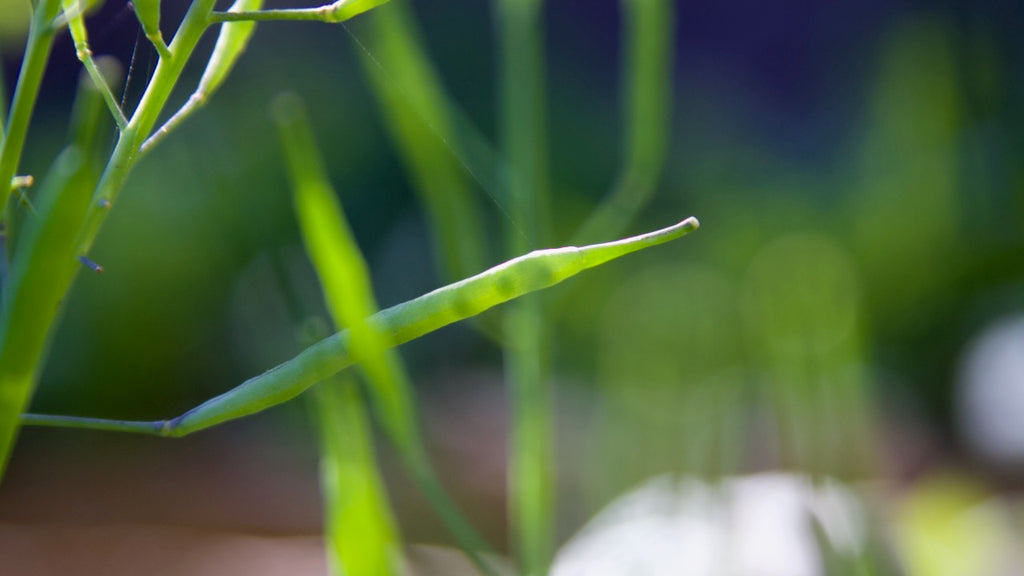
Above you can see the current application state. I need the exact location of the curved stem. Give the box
[572,0,674,245]
[495,0,551,572]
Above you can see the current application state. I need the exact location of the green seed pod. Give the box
[131,0,162,44]
[197,0,263,95]
[326,0,391,23]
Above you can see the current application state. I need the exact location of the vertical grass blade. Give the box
[573,0,674,244]
[0,63,115,478]
[314,372,403,576]
[0,151,93,477]
[357,0,486,283]
[495,0,552,573]
[273,94,497,576]
[0,41,7,139]
[275,95,403,576]
[0,0,217,481]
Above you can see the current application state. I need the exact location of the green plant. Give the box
[0,0,689,573]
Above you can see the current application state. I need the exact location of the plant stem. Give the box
[358,0,487,283]
[276,94,497,574]
[61,0,131,133]
[141,0,264,156]
[20,412,167,434]
[0,0,63,219]
[309,355,402,576]
[572,0,674,245]
[0,151,95,478]
[0,0,218,480]
[0,41,8,139]
[211,7,332,22]
[210,0,391,25]
[495,0,551,572]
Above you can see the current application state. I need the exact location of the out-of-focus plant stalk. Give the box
[495,0,552,573]
[574,0,673,245]
[0,0,217,480]
[275,95,497,575]
[0,64,112,478]
[357,0,486,283]
[300,319,402,576]
[0,42,8,137]
[0,0,62,218]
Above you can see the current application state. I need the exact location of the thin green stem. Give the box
[212,7,330,23]
[74,0,217,256]
[496,0,551,573]
[149,36,174,61]
[141,0,264,157]
[357,0,487,283]
[0,0,63,219]
[0,0,218,480]
[20,413,168,435]
[210,0,390,24]
[0,41,7,140]
[76,54,128,132]
[63,0,128,129]
[573,0,674,245]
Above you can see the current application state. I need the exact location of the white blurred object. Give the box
[958,314,1024,466]
[552,473,867,576]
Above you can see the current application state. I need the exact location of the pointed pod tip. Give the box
[576,215,702,270]
[649,215,700,242]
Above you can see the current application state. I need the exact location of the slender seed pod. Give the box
[0,151,94,469]
[197,0,263,95]
[131,0,164,47]
[168,216,698,435]
[0,66,115,475]
[325,0,391,23]
[141,0,263,154]
[20,217,698,439]
[61,0,91,58]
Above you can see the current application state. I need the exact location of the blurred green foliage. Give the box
[3,0,1023,569]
